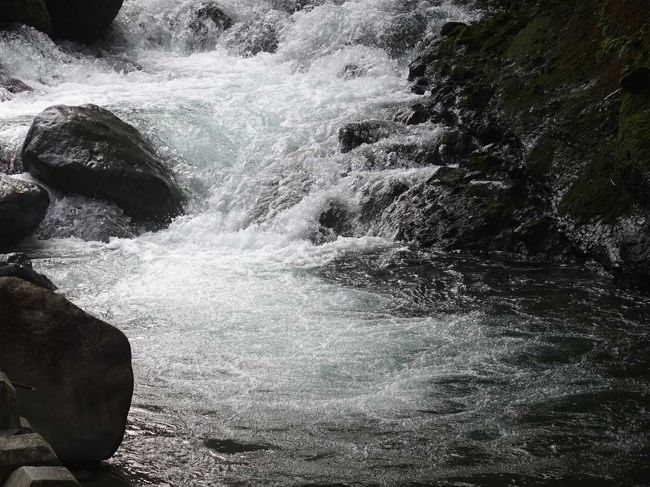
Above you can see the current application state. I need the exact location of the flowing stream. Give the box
[1,1,649,486]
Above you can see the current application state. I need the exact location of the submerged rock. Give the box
[185,2,232,51]
[225,10,283,57]
[0,253,56,291]
[22,104,184,224]
[0,277,133,463]
[338,120,405,153]
[37,194,136,242]
[0,175,50,247]
[0,0,52,35]
[45,0,123,43]
[315,198,355,243]
[0,78,34,101]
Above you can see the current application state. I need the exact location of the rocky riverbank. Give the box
[1,2,137,485]
[331,0,650,284]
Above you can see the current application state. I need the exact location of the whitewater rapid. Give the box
[3,1,649,486]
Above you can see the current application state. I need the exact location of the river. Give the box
[1,1,649,485]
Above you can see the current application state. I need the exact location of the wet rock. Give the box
[394,103,429,126]
[36,195,136,242]
[476,122,503,145]
[22,104,184,224]
[45,0,123,43]
[388,175,531,252]
[377,11,428,57]
[440,21,467,37]
[0,277,133,463]
[1,78,32,101]
[410,77,430,95]
[620,67,650,94]
[437,129,476,165]
[316,199,354,242]
[338,120,405,153]
[355,138,441,170]
[4,467,80,487]
[185,2,233,51]
[0,371,20,431]
[0,0,52,35]
[0,434,59,483]
[0,254,56,291]
[358,178,409,223]
[225,10,281,57]
[0,175,50,247]
[408,62,427,81]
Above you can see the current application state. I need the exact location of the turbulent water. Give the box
[1,1,649,486]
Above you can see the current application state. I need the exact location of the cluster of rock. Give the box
[1,3,170,482]
[0,255,134,485]
[320,0,650,284]
[0,104,185,247]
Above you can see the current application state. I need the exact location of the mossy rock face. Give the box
[0,0,52,35]
[400,0,650,276]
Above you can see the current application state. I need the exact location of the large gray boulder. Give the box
[45,0,123,43]
[0,175,49,247]
[0,277,133,463]
[22,104,184,224]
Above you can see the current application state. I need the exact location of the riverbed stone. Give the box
[45,0,123,43]
[0,175,50,247]
[3,467,80,487]
[0,277,133,463]
[22,104,184,224]
[0,434,59,483]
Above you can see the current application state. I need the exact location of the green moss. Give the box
[617,95,650,168]
[505,15,554,64]
[560,157,634,222]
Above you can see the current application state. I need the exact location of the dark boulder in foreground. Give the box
[0,0,52,35]
[0,277,133,463]
[0,253,56,291]
[22,104,184,223]
[45,0,123,43]
[0,175,49,247]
